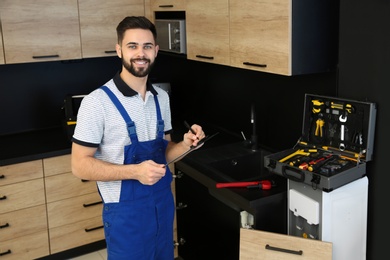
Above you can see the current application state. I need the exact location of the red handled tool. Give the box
[216,180,274,190]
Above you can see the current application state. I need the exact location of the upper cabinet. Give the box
[78,0,145,58]
[0,25,4,64]
[186,0,229,66]
[229,0,338,76]
[0,0,81,64]
[151,0,186,12]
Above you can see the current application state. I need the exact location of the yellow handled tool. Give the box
[279,149,317,163]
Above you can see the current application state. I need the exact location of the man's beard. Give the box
[122,57,154,78]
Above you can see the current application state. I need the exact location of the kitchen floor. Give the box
[68,248,107,260]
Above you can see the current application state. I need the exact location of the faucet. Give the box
[250,103,258,151]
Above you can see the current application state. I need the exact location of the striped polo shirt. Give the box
[72,73,172,203]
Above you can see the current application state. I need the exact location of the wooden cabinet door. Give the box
[151,0,186,11]
[186,0,229,66]
[78,0,145,58]
[0,26,4,64]
[0,0,81,64]
[230,0,291,75]
[240,228,332,260]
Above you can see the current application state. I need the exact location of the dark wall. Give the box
[0,57,121,135]
[150,54,337,151]
[338,1,390,259]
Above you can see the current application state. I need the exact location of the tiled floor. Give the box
[68,248,107,260]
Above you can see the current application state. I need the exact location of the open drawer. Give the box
[240,228,332,260]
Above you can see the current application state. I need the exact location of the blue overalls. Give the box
[100,86,174,260]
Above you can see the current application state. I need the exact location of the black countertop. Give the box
[175,140,287,214]
[0,127,71,166]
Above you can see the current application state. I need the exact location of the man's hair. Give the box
[116,16,157,44]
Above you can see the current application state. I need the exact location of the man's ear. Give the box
[155,45,159,57]
[116,44,122,58]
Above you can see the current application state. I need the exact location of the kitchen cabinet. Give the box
[44,154,104,254]
[240,228,332,260]
[78,0,145,58]
[151,0,186,12]
[174,167,287,260]
[0,0,81,64]
[0,160,50,259]
[229,0,337,75]
[0,26,4,64]
[186,0,230,66]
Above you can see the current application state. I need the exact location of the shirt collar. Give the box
[113,71,158,97]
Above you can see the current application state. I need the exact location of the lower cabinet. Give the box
[0,154,104,259]
[0,160,49,259]
[175,167,288,260]
[240,228,332,260]
[44,155,104,254]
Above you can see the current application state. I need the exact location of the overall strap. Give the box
[153,95,165,139]
[101,86,137,142]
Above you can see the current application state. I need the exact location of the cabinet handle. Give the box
[83,201,102,207]
[0,250,11,256]
[81,179,89,182]
[265,244,303,255]
[0,223,9,229]
[173,237,186,247]
[32,55,60,59]
[0,196,7,200]
[0,175,4,179]
[176,202,188,210]
[243,62,267,68]
[173,171,183,178]
[85,225,104,232]
[195,55,214,60]
[159,5,174,8]
[104,50,116,54]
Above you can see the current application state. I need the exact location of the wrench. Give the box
[339,114,347,150]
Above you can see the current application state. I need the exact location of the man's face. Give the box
[117,29,159,78]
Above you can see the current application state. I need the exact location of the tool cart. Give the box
[264,94,377,260]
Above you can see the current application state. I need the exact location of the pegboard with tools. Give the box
[264,94,377,192]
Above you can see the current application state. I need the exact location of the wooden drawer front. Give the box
[0,179,45,214]
[45,173,97,203]
[43,154,71,177]
[49,216,104,254]
[0,160,43,186]
[240,229,332,260]
[0,230,49,260]
[0,205,47,242]
[47,192,102,228]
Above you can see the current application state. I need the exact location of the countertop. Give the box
[175,139,287,214]
[0,127,71,166]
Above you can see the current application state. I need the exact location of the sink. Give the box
[207,150,270,181]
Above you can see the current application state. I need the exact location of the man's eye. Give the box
[129,45,137,49]
[144,45,153,50]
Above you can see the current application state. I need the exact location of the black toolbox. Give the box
[264,94,377,192]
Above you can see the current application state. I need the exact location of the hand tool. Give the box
[315,119,324,137]
[321,146,365,158]
[312,100,324,113]
[331,102,354,113]
[216,180,274,190]
[279,149,317,163]
[308,154,334,172]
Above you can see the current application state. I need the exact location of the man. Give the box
[71,16,204,259]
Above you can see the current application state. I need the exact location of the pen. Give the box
[184,121,199,139]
